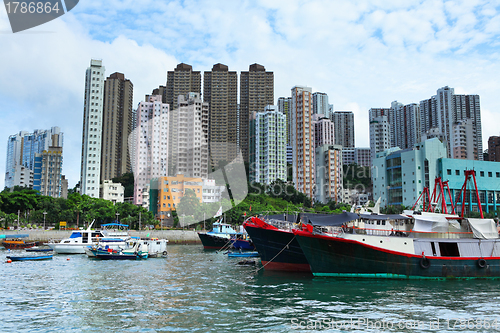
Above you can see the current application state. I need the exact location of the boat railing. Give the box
[265,219,297,232]
[345,226,474,239]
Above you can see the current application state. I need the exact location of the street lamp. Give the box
[43,211,47,230]
[116,212,120,223]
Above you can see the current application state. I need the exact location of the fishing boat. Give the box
[243,212,359,272]
[6,254,53,261]
[294,170,500,280]
[1,234,37,249]
[94,239,149,260]
[48,221,130,254]
[231,235,255,251]
[198,220,242,249]
[86,237,168,258]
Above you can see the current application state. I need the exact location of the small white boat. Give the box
[48,221,130,254]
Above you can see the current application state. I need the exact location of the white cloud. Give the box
[1,0,500,190]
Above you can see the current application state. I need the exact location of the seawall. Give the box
[1,229,202,244]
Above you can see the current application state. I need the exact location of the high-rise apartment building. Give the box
[315,144,343,204]
[369,108,391,160]
[488,136,500,162]
[101,72,134,182]
[169,93,209,179]
[277,96,292,144]
[33,146,63,198]
[314,115,335,148]
[203,63,238,167]
[451,119,476,160]
[5,127,63,189]
[291,86,315,198]
[249,105,287,184]
[454,94,482,160]
[420,86,482,160]
[312,92,329,116]
[133,95,169,206]
[80,59,105,198]
[239,64,274,162]
[332,111,355,148]
[390,101,421,150]
[166,63,201,110]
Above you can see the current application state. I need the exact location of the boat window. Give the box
[382,221,386,225]
[430,242,437,256]
[64,240,70,243]
[377,221,380,225]
[439,242,460,257]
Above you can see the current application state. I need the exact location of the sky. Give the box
[1,0,500,190]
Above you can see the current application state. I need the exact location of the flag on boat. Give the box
[214,206,222,217]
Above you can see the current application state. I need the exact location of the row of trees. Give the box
[173,179,351,229]
[0,187,155,230]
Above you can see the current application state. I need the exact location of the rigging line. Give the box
[216,237,233,254]
[254,234,297,274]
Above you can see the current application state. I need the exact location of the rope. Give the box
[254,235,296,274]
[216,237,233,253]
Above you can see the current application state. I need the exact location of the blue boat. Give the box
[7,255,53,261]
[227,251,260,258]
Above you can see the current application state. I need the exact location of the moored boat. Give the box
[6,254,53,261]
[227,251,260,258]
[294,170,500,280]
[1,234,36,249]
[243,212,359,272]
[48,221,130,254]
[198,221,242,249]
[94,239,149,260]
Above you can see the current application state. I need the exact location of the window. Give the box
[456,170,460,176]
[497,172,500,178]
[447,169,451,175]
[480,171,484,177]
[489,172,492,177]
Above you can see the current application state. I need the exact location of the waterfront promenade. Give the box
[1,229,201,244]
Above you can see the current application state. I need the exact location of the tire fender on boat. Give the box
[420,256,430,269]
[162,251,168,256]
[477,258,487,268]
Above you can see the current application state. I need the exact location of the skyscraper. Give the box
[369,109,391,160]
[420,86,482,160]
[239,64,274,162]
[277,96,292,145]
[332,111,355,148]
[203,63,238,167]
[80,59,105,198]
[390,101,421,150]
[166,63,201,110]
[133,95,169,206]
[249,105,286,185]
[101,72,134,181]
[315,144,343,204]
[5,127,63,189]
[314,115,335,148]
[169,92,209,179]
[291,86,315,198]
[312,92,329,116]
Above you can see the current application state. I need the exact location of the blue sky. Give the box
[1,0,500,189]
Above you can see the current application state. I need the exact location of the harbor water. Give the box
[2,245,500,332]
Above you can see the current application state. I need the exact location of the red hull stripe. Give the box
[293,230,500,260]
[261,261,311,272]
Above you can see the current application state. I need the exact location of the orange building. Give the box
[157,175,203,224]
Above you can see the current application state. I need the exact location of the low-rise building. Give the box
[100,180,124,204]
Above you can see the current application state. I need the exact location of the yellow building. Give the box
[157,175,203,224]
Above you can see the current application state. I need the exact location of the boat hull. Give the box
[232,239,255,251]
[48,243,88,254]
[95,253,147,260]
[294,231,500,279]
[7,255,53,261]
[2,241,37,249]
[198,233,231,249]
[244,225,311,272]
